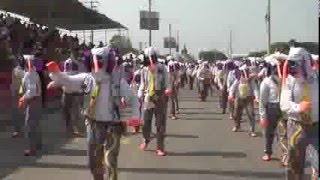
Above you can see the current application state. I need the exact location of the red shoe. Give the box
[262,155,271,161]
[156,150,166,156]
[139,143,148,151]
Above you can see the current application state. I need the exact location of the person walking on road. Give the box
[259,60,283,162]
[18,55,42,156]
[186,63,195,90]
[81,47,129,180]
[216,61,229,113]
[196,61,211,102]
[280,47,319,180]
[167,55,180,120]
[228,64,259,137]
[138,47,170,156]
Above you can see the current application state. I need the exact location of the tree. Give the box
[270,42,290,54]
[248,51,267,57]
[109,35,140,55]
[269,41,319,55]
[199,50,228,61]
[109,35,132,49]
[297,42,319,54]
[182,53,194,62]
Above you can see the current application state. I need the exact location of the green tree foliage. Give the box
[109,35,139,55]
[270,42,290,53]
[182,54,194,62]
[248,51,267,57]
[109,35,132,49]
[199,50,228,61]
[270,41,318,55]
[296,42,319,54]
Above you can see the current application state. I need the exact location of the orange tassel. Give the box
[93,55,99,73]
[149,58,155,72]
[27,60,32,72]
[277,63,282,79]
[282,60,288,85]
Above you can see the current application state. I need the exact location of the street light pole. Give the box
[267,0,271,55]
[169,24,172,55]
[176,30,179,53]
[148,0,152,47]
[229,29,233,60]
[105,30,107,45]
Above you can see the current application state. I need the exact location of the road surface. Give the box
[0,88,312,180]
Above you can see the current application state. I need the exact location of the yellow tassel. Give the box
[148,71,156,97]
[301,84,312,124]
[92,84,100,98]
[289,124,302,147]
[18,79,24,97]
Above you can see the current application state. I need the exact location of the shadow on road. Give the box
[1,161,285,179]
[165,134,199,139]
[149,134,199,141]
[166,151,247,158]
[181,117,223,121]
[179,107,205,110]
[0,97,75,179]
[119,167,285,179]
[180,111,223,115]
[180,99,219,103]
[45,148,87,157]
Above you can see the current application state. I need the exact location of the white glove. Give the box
[137,91,143,99]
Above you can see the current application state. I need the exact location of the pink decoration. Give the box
[165,89,171,96]
[126,117,142,127]
[260,120,268,128]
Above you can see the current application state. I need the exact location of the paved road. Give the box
[1,88,311,180]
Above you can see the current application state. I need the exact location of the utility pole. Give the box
[105,30,107,45]
[83,30,86,43]
[148,0,152,47]
[266,0,271,55]
[139,42,143,52]
[169,24,172,55]
[229,29,233,60]
[83,0,99,44]
[176,30,179,53]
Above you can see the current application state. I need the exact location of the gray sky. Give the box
[95,0,318,56]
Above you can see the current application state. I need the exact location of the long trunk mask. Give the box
[93,54,100,73]
[282,60,289,85]
[27,59,32,72]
